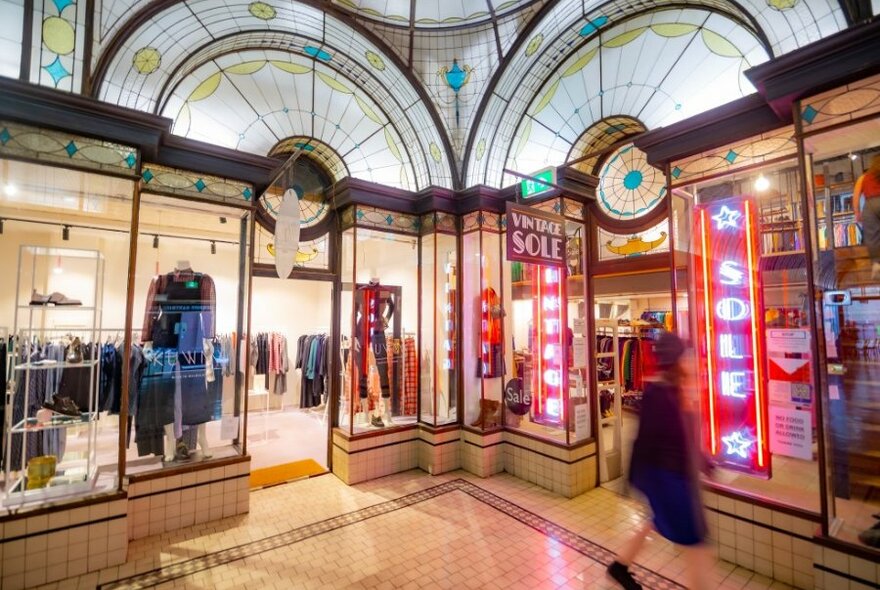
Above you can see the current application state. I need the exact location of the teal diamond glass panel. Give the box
[52,0,74,13]
[671,166,682,179]
[385,215,394,225]
[801,105,818,124]
[0,128,10,146]
[43,57,71,86]
[64,141,78,157]
[356,209,365,219]
[125,153,136,168]
[243,187,253,200]
[724,150,738,164]
[194,179,207,192]
[142,169,154,183]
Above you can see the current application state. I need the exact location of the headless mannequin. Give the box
[143,260,213,461]
[356,278,395,427]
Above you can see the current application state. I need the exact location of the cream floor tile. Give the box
[36,470,791,590]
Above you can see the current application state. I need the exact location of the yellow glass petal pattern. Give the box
[650,23,698,37]
[316,71,353,94]
[42,16,75,55]
[355,95,384,124]
[385,128,402,162]
[701,29,742,57]
[513,119,532,158]
[226,61,267,75]
[562,47,599,78]
[189,73,222,101]
[603,27,647,48]
[532,80,560,115]
[270,61,311,75]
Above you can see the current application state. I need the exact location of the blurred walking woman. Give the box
[607,331,713,590]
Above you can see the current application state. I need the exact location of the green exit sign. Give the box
[520,167,556,198]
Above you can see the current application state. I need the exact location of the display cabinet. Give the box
[3,246,106,506]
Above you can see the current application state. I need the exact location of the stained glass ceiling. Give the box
[43,0,851,191]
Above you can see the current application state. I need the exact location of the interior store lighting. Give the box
[62,225,70,241]
[153,234,159,248]
[53,255,63,275]
[754,175,770,192]
[210,241,216,255]
[0,218,4,234]
[849,153,859,161]
[3,184,16,197]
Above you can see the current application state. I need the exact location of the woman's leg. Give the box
[617,521,652,565]
[681,542,714,590]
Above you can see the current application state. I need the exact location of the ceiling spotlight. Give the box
[219,216,227,224]
[3,184,16,197]
[153,234,159,249]
[210,241,216,255]
[62,225,70,241]
[849,153,858,161]
[0,218,4,234]
[754,175,770,192]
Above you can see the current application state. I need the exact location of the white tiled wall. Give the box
[704,490,819,589]
[418,428,461,475]
[813,545,880,590]
[0,497,127,590]
[460,429,504,478]
[502,432,597,498]
[332,428,420,485]
[126,460,250,540]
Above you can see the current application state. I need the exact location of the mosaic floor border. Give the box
[101,479,684,589]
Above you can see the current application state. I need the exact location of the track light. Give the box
[62,225,70,241]
[219,216,227,224]
[210,241,216,255]
[153,234,159,248]
[0,218,4,234]
[849,153,858,161]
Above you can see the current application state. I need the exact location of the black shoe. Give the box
[42,394,80,417]
[607,561,641,590]
[174,441,190,461]
[370,416,385,428]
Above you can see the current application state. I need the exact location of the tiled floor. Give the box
[36,470,795,590]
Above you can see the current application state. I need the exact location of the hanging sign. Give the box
[531,265,566,426]
[504,378,531,415]
[693,196,770,477]
[520,167,556,199]
[274,188,300,279]
[506,202,565,267]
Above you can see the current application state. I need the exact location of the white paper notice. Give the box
[769,380,792,405]
[574,402,590,440]
[769,406,812,460]
[220,416,240,441]
[573,318,586,336]
[573,337,586,368]
[767,329,811,354]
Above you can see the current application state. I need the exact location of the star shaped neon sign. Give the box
[712,206,742,230]
[722,431,754,459]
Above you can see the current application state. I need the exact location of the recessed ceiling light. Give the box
[3,184,16,197]
[754,175,770,192]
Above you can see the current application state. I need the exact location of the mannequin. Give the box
[139,260,218,461]
[355,278,396,427]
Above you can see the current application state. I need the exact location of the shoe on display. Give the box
[48,292,82,306]
[41,394,81,417]
[607,561,642,590]
[370,415,385,428]
[66,337,83,363]
[29,289,51,306]
[175,441,191,461]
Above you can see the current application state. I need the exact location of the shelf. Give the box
[14,359,99,371]
[2,471,97,508]
[596,352,615,358]
[18,305,97,311]
[11,412,97,433]
[762,250,806,258]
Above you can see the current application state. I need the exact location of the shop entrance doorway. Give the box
[247,277,333,486]
[592,270,672,491]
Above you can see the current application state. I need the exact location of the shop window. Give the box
[129,194,250,473]
[802,116,880,551]
[419,217,458,427]
[338,226,419,434]
[462,214,504,431]
[597,219,669,262]
[501,208,589,446]
[0,159,133,507]
[675,160,820,512]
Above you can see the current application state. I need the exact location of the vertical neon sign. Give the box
[694,196,770,477]
[532,265,566,425]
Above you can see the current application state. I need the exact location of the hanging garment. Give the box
[403,336,418,415]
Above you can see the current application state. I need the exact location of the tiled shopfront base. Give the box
[0,495,128,590]
[418,425,461,475]
[0,457,250,590]
[502,431,597,498]
[460,428,504,477]
[332,427,420,484]
[126,457,250,540]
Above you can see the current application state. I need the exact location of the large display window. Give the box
[0,159,133,507]
[419,214,458,427]
[800,113,880,551]
[127,193,250,473]
[674,160,821,512]
[462,212,504,431]
[338,222,420,435]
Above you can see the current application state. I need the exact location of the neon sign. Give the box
[694,196,770,477]
[532,266,566,425]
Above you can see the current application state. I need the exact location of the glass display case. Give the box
[338,216,420,435]
[419,213,459,427]
[462,212,505,431]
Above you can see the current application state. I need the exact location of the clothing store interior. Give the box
[0,157,249,503]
